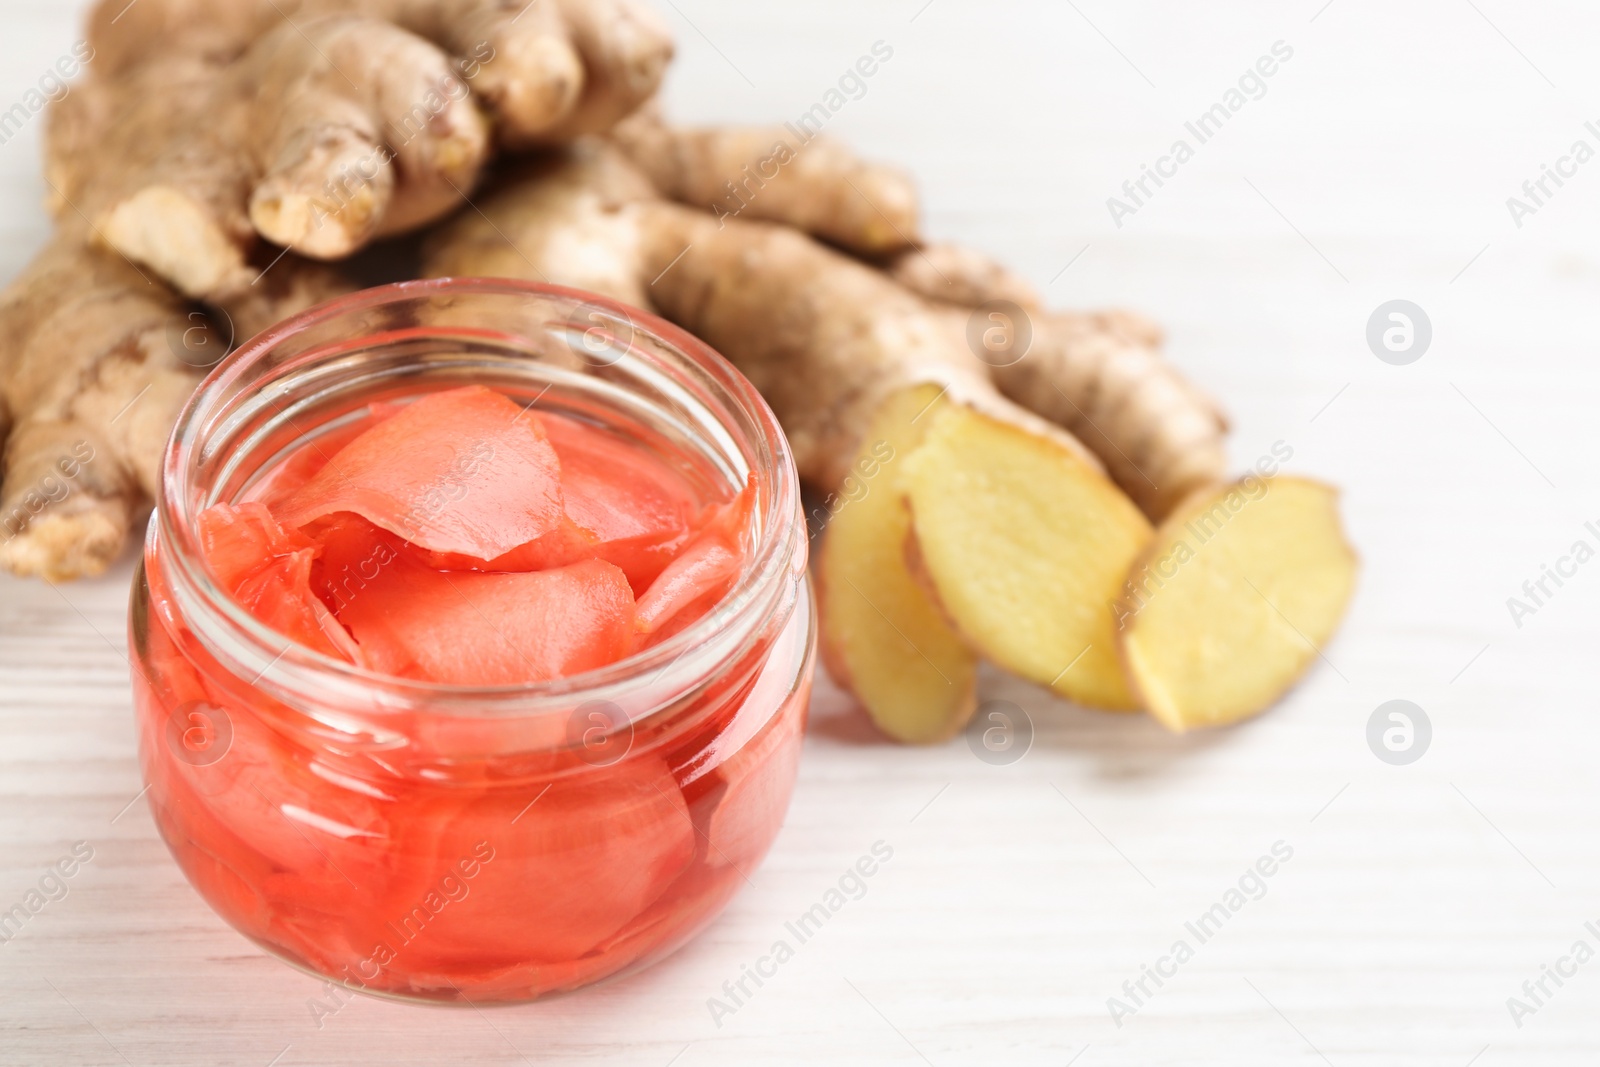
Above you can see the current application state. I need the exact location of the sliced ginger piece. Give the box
[817,386,979,743]
[902,403,1151,710]
[1117,477,1357,731]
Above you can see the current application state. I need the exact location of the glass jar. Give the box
[129,279,813,1004]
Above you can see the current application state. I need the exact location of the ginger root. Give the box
[88,0,673,147]
[0,232,348,580]
[52,15,485,298]
[51,0,672,301]
[881,242,1043,310]
[0,239,187,580]
[610,108,919,257]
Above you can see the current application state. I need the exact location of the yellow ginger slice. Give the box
[816,386,979,743]
[1117,477,1358,731]
[901,402,1151,710]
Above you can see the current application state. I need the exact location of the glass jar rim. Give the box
[153,277,804,722]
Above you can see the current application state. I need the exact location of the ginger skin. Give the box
[882,242,1043,310]
[51,0,673,302]
[51,16,485,300]
[0,239,187,580]
[86,0,674,147]
[610,109,920,257]
[0,231,348,580]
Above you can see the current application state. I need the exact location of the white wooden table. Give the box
[4,1,1599,1063]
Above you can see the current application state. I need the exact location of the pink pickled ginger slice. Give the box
[634,478,756,640]
[277,386,563,560]
[338,556,637,685]
[194,502,360,663]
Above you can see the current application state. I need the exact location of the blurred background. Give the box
[3,1,1598,1063]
